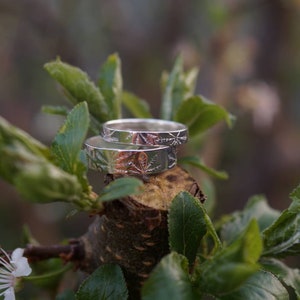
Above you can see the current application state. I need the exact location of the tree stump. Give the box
[80,166,205,299]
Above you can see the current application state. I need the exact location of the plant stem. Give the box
[23,240,84,263]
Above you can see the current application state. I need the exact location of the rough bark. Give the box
[80,166,205,299]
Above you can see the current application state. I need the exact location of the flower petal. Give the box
[12,257,31,277]
[11,249,24,262]
[9,249,31,278]
[3,286,15,300]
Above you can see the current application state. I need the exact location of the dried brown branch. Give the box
[23,239,84,264]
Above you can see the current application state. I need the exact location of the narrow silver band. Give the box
[102,118,188,147]
[85,136,177,175]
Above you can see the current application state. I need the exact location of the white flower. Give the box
[0,248,32,300]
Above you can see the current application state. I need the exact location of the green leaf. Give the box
[168,191,207,265]
[179,156,228,180]
[0,117,83,205]
[261,258,300,298]
[183,67,199,96]
[56,290,76,300]
[201,177,216,215]
[51,102,90,191]
[195,220,262,296]
[220,195,280,244]
[0,125,46,184]
[203,206,223,255]
[0,116,49,168]
[76,264,128,300]
[99,177,144,202]
[262,196,300,257]
[42,105,69,116]
[98,53,122,119]
[219,270,289,300]
[160,56,183,120]
[22,225,40,246]
[122,91,153,118]
[160,56,198,120]
[290,183,300,202]
[14,160,82,204]
[44,58,109,123]
[175,95,233,137]
[142,252,199,300]
[199,203,222,256]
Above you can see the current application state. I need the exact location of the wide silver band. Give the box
[102,118,188,147]
[85,136,177,175]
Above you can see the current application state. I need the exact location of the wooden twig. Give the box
[23,239,84,263]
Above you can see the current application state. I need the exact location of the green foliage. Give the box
[216,191,300,298]
[51,102,90,191]
[76,264,128,300]
[168,191,207,265]
[219,270,289,300]
[43,53,233,178]
[14,162,83,204]
[97,53,123,119]
[194,219,262,296]
[158,57,233,178]
[42,49,300,300]
[0,116,49,182]
[145,191,300,299]
[0,115,83,204]
[175,95,233,137]
[220,195,281,244]
[290,183,300,201]
[42,105,69,116]
[44,58,109,127]
[1,54,300,299]
[98,177,144,202]
[262,187,300,257]
[122,91,153,118]
[261,258,300,298]
[160,56,198,120]
[0,100,142,210]
[179,156,228,180]
[142,252,199,300]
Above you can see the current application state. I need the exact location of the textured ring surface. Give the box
[85,136,177,175]
[102,118,188,146]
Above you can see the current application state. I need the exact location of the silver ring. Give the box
[85,136,177,175]
[102,118,188,146]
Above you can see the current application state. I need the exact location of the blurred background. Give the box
[0,0,299,265]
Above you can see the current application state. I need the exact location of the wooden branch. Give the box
[23,239,84,263]
[14,166,204,300]
[80,166,205,299]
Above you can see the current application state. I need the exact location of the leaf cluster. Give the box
[0,54,299,299]
[0,102,143,212]
[142,190,300,299]
[76,189,300,299]
[44,54,232,179]
[0,54,233,210]
[0,112,84,206]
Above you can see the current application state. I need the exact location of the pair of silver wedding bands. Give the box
[85,119,188,176]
